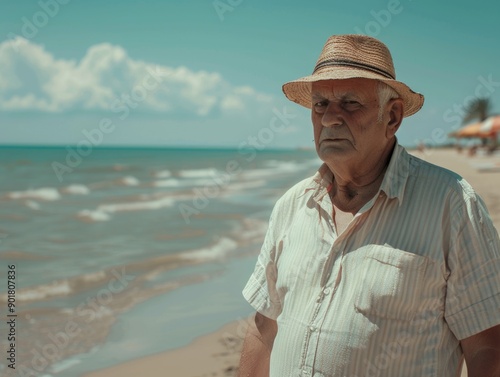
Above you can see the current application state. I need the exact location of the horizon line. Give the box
[0,143,316,151]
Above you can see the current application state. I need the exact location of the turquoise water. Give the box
[0,146,319,376]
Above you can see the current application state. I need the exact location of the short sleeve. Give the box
[445,190,500,340]
[242,205,283,320]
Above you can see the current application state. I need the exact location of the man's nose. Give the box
[321,103,344,128]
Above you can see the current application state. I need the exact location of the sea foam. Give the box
[78,197,175,222]
[7,187,61,201]
[181,237,238,260]
[62,184,91,195]
[178,168,218,178]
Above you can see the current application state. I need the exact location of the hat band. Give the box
[313,59,395,80]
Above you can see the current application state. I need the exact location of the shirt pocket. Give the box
[353,245,428,321]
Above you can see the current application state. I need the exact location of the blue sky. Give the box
[1,0,500,148]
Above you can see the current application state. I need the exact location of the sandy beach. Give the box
[84,320,246,377]
[84,148,500,377]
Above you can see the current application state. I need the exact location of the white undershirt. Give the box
[333,204,354,235]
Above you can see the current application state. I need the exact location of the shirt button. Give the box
[309,326,316,332]
[323,287,331,295]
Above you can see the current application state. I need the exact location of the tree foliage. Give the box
[462,98,492,124]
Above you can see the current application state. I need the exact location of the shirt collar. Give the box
[303,141,411,206]
[378,141,410,204]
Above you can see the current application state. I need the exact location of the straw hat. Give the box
[282,34,424,117]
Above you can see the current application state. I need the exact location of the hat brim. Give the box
[282,67,424,117]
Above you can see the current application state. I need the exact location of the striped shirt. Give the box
[242,143,500,377]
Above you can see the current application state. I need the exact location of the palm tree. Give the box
[462,97,492,124]
[462,97,495,149]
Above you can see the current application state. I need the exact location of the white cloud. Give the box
[220,95,245,111]
[0,37,273,115]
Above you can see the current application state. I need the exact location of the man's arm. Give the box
[238,312,278,377]
[461,324,500,377]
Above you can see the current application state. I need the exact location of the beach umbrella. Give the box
[449,121,493,138]
[480,115,500,134]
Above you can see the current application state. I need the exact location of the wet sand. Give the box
[84,320,246,377]
[84,148,500,377]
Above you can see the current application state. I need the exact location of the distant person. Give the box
[238,35,500,376]
[468,144,478,157]
[417,140,425,153]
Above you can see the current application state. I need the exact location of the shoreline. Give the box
[83,319,248,377]
[84,148,500,377]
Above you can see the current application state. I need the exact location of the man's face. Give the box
[311,78,391,167]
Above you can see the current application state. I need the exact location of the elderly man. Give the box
[238,35,500,377]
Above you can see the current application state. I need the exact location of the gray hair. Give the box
[378,82,399,121]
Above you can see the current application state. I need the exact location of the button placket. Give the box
[302,263,343,374]
[316,292,323,303]
[301,273,333,370]
[301,366,313,377]
[303,324,320,372]
[302,200,350,374]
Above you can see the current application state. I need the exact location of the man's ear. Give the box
[385,98,404,138]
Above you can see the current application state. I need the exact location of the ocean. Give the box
[0,146,320,377]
